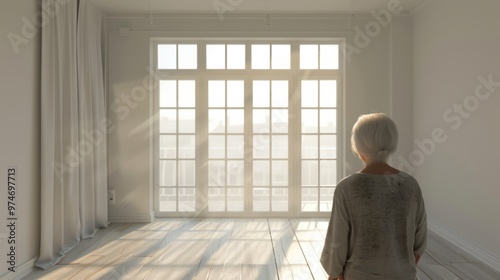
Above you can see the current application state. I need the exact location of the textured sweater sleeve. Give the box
[321,186,350,278]
[414,185,427,256]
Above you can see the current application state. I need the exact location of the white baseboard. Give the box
[109,212,155,223]
[428,221,500,274]
[0,257,37,280]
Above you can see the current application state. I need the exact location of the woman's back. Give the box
[321,171,427,280]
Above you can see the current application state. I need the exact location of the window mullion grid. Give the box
[175,44,179,69]
[224,80,228,212]
[198,47,207,216]
[175,81,180,212]
[199,43,206,71]
[291,44,300,214]
[156,76,162,214]
[245,77,253,213]
[316,87,320,213]
[289,76,297,216]
[269,87,273,212]
[317,44,320,70]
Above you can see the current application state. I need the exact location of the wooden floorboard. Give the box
[22,218,500,280]
[289,219,328,280]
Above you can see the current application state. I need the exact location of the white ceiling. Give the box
[91,0,429,15]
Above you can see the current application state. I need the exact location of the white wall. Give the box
[107,29,155,222]
[106,14,413,219]
[390,17,413,170]
[0,0,40,278]
[413,0,500,266]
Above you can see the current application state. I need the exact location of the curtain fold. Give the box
[77,0,108,239]
[37,0,108,270]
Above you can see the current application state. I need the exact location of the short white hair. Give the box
[351,113,398,162]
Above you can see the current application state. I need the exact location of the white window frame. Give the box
[152,38,345,218]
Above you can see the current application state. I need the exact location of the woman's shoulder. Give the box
[336,171,420,189]
[335,173,367,192]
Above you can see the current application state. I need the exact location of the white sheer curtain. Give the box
[37,0,108,269]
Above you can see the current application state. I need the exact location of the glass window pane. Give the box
[272,135,288,159]
[227,109,244,134]
[209,135,225,159]
[320,135,336,159]
[271,109,288,133]
[208,80,225,107]
[207,44,225,69]
[301,80,318,107]
[272,188,288,211]
[178,80,195,107]
[271,80,288,107]
[178,135,195,159]
[253,109,270,134]
[159,188,176,212]
[227,80,244,107]
[178,188,195,211]
[272,160,288,186]
[253,80,270,107]
[227,160,244,186]
[302,109,318,133]
[253,188,270,211]
[301,188,318,212]
[253,160,270,186]
[159,109,176,133]
[227,135,244,159]
[320,44,339,70]
[320,80,337,108]
[160,135,176,159]
[178,160,195,186]
[320,188,335,212]
[253,134,270,161]
[253,135,270,159]
[302,135,318,159]
[227,44,245,69]
[159,160,176,186]
[320,109,336,133]
[300,44,318,69]
[178,44,197,69]
[209,188,225,211]
[272,44,290,69]
[301,160,318,186]
[227,188,244,212]
[158,44,176,69]
[159,80,176,107]
[320,160,337,186]
[209,109,226,133]
[252,44,270,69]
[208,160,225,186]
[178,109,195,133]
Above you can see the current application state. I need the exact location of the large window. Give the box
[153,39,343,217]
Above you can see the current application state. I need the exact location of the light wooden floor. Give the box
[23,219,500,280]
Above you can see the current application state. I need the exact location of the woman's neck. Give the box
[360,161,400,175]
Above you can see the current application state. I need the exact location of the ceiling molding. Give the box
[105,12,412,20]
[94,0,424,16]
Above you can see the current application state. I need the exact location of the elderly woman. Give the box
[321,113,427,280]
